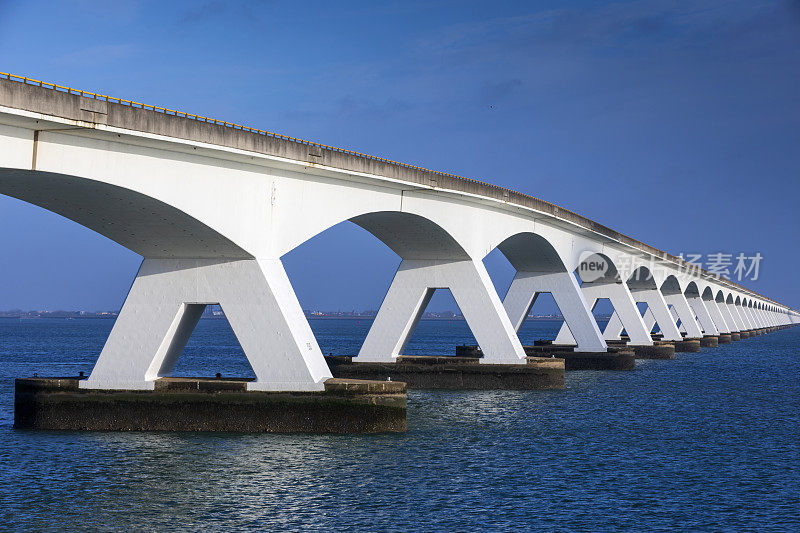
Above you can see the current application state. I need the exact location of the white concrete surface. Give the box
[0,97,796,391]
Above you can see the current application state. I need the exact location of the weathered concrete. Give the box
[700,335,719,347]
[461,342,636,371]
[673,338,702,352]
[608,339,675,359]
[326,355,564,390]
[718,333,733,344]
[14,377,406,433]
[730,332,741,341]
[651,334,700,352]
[524,343,636,371]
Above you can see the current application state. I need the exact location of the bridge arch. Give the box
[349,211,469,260]
[494,232,567,273]
[0,169,248,258]
[626,266,657,291]
[660,275,683,295]
[685,281,701,298]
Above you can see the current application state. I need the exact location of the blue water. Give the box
[1,317,798,531]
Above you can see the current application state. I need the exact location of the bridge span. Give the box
[1,73,797,392]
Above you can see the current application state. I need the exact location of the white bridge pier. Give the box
[1,74,797,392]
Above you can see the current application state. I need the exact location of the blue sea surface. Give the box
[0,317,798,531]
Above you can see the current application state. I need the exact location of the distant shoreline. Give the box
[303,316,567,321]
[0,315,572,321]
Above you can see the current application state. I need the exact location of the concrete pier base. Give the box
[14,377,406,433]
[718,333,733,343]
[700,335,719,347]
[327,355,564,390]
[730,332,742,341]
[673,338,702,352]
[607,340,675,359]
[459,343,636,371]
[739,330,751,339]
[524,342,636,371]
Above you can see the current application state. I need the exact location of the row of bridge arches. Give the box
[0,166,793,390]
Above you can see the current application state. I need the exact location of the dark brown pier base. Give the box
[739,330,751,339]
[326,355,564,390]
[607,340,675,359]
[524,342,636,371]
[718,333,733,344]
[700,335,719,347]
[730,332,742,341]
[673,338,702,352]
[14,377,406,433]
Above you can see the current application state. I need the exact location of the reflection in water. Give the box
[1,318,799,530]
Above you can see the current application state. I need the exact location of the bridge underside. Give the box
[0,169,248,258]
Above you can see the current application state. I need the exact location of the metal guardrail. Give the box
[0,71,790,310]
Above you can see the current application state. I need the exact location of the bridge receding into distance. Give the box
[2,72,797,393]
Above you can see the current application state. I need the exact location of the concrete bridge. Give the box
[2,73,797,393]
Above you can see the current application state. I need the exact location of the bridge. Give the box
[2,72,797,393]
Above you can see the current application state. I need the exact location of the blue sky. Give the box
[0,0,798,313]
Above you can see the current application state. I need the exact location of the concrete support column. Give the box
[755,308,768,328]
[503,270,607,352]
[82,258,332,391]
[641,309,658,335]
[555,281,653,346]
[665,293,704,338]
[603,289,683,341]
[717,301,740,332]
[669,306,685,333]
[755,308,768,327]
[705,299,732,334]
[756,308,767,328]
[600,311,626,340]
[632,289,683,341]
[356,258,526,364]
[739,306,756,330]
[727,303,747,332]
[748,307,760,328]
[688,297,719,335]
